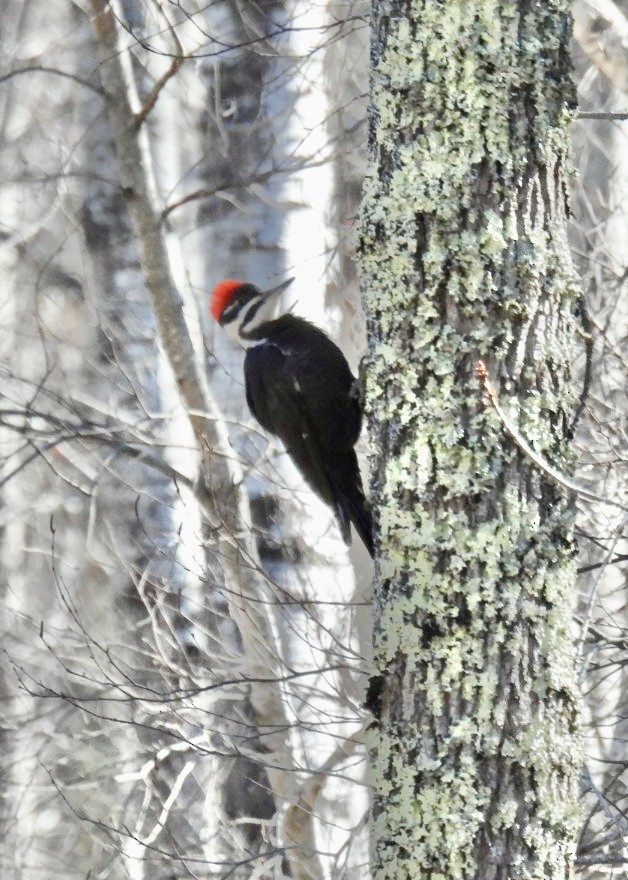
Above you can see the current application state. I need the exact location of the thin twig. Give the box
[0,65,103,94]
[577,111,628,120]
[474,360,628,512]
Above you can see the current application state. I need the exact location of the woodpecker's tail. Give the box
[331,451,374,558]
[343,490,374,558]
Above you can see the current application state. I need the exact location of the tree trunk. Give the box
[360,2,583,878]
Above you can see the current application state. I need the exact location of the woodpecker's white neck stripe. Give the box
[223,290,282,347]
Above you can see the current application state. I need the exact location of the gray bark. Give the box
[361,2,582,878]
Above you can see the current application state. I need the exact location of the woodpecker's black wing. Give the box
[244,341,345,529]
[243,318,373,554]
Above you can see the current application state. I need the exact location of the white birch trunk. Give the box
[0,4,189,877]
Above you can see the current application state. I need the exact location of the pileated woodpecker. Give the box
[210,278,374,557]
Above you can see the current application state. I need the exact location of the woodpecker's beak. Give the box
[261,277,295,301]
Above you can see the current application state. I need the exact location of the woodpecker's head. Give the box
[210,278,294,345]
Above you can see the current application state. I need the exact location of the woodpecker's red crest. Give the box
[210,279,245,321]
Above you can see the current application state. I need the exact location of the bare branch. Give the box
[0,65,103,94]
[134,56,185,129]
[475,360,628,512]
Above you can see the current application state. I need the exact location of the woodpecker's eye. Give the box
[220,302,239,324]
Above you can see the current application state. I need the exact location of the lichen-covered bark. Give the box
[360,2,582,879]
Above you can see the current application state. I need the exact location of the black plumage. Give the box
[244,316,373,556]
